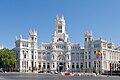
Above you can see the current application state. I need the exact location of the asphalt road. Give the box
[0,73,120,80]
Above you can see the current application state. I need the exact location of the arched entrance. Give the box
[57,55,66,72]
[57,62,65,72]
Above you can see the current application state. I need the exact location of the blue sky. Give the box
[0,0,120,48]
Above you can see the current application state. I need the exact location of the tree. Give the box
[0,48,16,70]
[32,66,37,71]
[93,67,99,75]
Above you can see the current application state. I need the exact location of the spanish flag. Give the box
[96,50,102,58]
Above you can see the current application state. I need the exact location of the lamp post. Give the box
[94,59,99,75]
[110,63,113,76]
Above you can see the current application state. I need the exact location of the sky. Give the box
[0,0,120,49]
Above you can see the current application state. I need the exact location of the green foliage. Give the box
[42,67,44,71]
[93,67,99,74]
[38,67,41,70]
[93,67,96,73]
[29,67,31,70]
[0,48,16,68]
[80,68,97,73]
[32,66,37,71]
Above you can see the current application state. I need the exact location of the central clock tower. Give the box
[52,15,70,43]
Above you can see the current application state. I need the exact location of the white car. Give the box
[50,71,58,74]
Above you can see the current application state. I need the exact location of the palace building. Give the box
[13,16,120,73]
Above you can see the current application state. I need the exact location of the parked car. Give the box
[38,70,44,73]
[50,71,58,74]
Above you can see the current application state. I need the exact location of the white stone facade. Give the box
[13,30,38,72]
[14,16,120,73]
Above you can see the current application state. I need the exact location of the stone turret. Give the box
[84,32,93,42]
[29,29,37,42]
[55,15,66,34]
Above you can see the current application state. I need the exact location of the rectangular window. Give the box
[43,63,45,68]
[58,26,62,33]
[94,43,101,48]
[85,55,87,59]
[89,55,91,59]
[85,38,87,41]
[58,26,62,29]
[53,63,54,68]
[89,62,91,68]
[43,55,46,60]
[35,62,36,67]
[76,53,79,60]
[94,61,96,68]
[47,54,50,60]
[32,55,33,59]
[86,62,87,68]
[58,30,62,33]
[71,54,75,60]
[31,61,33,67]
[39,64,41,68]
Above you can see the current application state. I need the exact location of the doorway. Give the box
[57,62,65,72]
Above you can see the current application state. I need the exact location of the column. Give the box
[28,61,31,72]
[75,62,76,72]
[69,62,71,70]
[54,62,57,70]
[41,62,43,70]
[20,60,22,72]
[46,62,47,70]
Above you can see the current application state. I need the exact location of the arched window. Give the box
[47,52,50,60]
[81,63,83,68]
[52,54,54,60]
[57,55,65,61]
[89,62,91,68]
[53,63,55,68]
[57,38,64,42]
[68,63,69,68]
[72,63,74,68]
[71,53,75,60]
[68,55,69,60]
[24,54,26,58]
[47,63,50,68]
[76,63,79,68]
[85,38,87,41]
[43,63,45,68]
[76,53,79,60]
